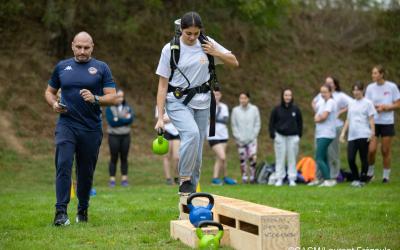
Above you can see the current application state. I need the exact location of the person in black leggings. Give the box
[340,82,376,187]
[105,90,134,187]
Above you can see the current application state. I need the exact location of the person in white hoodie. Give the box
[231,92,261,183]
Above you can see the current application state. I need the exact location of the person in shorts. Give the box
[207,89,236,185]
[365,65,400,183]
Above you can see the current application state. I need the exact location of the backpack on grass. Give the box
[296,156,316,183]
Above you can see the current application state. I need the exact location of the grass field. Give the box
[0,139,399,250]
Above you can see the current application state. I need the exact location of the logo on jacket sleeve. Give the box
[88,67,98,75]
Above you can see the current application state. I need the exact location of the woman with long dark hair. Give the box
[154,12,239,195]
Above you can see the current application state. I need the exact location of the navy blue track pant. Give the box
[55,123,102,212]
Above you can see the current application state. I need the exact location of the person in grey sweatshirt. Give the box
[231,92,261,183]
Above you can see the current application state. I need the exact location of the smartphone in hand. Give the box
[58,102,67,109]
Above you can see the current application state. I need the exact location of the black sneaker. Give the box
[366,175,374,183]
[178,180,194,196]
[76,209,88,223]
[382,178,389,183]
[54,210,70,226]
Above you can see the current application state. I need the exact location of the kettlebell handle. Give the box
[157,128,164,136]
[187,192,214,209]
[198,220,223,231]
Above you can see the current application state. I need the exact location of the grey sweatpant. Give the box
[166,100,209,188]
[274,132,299,181]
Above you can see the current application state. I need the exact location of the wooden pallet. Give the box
[170,220,230,248]
[177,194,300,250]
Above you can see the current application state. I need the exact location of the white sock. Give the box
[180,176,191,185]
[383,169,391,179]
[367,165,375,176]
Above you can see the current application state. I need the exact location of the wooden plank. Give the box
[229,227,260,250]
[177,194,300,250]
[170,220,230,248]
[170,220,197,248]
[217,203,262,226]
[261,214,300,250]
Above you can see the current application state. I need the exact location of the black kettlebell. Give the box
[187,192,214,227]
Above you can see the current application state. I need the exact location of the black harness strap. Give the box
[209,90,216,136]
[169,33,218,136]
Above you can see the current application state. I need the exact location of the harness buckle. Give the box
[173,87,184,99]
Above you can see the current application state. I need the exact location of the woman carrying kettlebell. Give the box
[154,12,239,195]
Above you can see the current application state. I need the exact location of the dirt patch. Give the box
[0,111,28,155]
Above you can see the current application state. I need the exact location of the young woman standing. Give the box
[105,90,134,187]
[154,12,238,195]
[340,82,376,187]
[314,84,338,187]
[269,88,303,187]
[207,89,237,185]
[231,92,261,184]
[365,65,400,183]
[312,76,351,181]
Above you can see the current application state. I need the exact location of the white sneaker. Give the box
[268,173,277,185]
[289,180,297,187]
[267,178,276,185]
[318,180,336,187]
[351,181,364,187]
[307,179,321,186]
[275,179,283,187]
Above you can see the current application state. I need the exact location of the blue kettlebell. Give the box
[196,221,224,250]
[187,192,214,227]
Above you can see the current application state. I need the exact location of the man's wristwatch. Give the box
[94,95,100,105]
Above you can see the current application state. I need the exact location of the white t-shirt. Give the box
[313,91,352,127]
[154,107,179,136]
[156,36,230,109]
[208,102,229,140]
[347,98,376,141]
[315,98,337,139]
[365,81,400,125]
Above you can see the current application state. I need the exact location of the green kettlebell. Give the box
[152,128,169,155]
[196,221,224,250]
